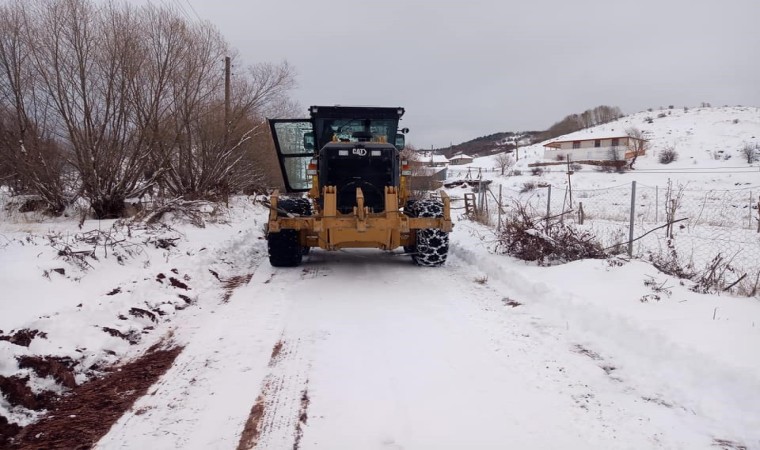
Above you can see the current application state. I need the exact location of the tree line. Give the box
[538,105,623,142]
[0,0,295,218]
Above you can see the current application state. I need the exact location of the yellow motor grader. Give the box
[266,105,452,267]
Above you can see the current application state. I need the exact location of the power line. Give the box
[183,0,202,21]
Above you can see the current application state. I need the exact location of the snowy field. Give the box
[0,106,759,449]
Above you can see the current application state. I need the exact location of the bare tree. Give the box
[625,127,649,169]
[740,143,758,164]
[0,0,71,213]
[493,152,515,175]
[24,0,163,218]
[1,0,298,216]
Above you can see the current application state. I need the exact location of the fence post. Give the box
[628,181,637,257]
[750,191,753,229]
[497,185,503,231]
[578,202,584,225]
[655,185,659,223]
[546,185,552,231]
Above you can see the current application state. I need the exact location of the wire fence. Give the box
[469,180,760,295]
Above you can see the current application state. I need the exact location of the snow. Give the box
[1,106,759,449]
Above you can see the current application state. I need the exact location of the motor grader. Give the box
[266,105,452,267]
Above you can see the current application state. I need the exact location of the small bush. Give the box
[733,118,740,124]
[496,202,606,265]
[657,112,667,119]
[668,105,674,109]
[645,116,654,124]
[659,147,678,164]
[520,181,537,193]
[512,169,522,176]
[530,167,543,176]
[555,154,566,161]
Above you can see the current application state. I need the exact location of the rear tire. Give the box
[268,229,302,267]
[269,197,311,267]
[409,199,449,267]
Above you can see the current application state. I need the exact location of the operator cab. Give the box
[269,106,407,213]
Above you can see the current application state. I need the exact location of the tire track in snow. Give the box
[237,338,311,450]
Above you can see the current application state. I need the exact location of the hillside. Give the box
[432,131,541,158]
[503,105,760,174]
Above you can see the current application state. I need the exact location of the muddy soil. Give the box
[3,346,183,449]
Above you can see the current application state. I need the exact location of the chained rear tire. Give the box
[409,199,449,267]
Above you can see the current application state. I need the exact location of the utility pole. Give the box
[566,155,573,208]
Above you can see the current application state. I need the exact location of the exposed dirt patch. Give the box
[0,375,56,411]
[502,298,522,308]
[0,329,48,347]
[102,327,140,344]
[270,340,284,364]
[106,287,122,296]
[17,356,78,389]
[221,273,253,303]
[712,438,748,450]
[129,307,157,323]
[169,277,189,290]
[0,416,22,448]
[237,393,267,450]
[642,396,674,408]
[293,387,310,450]
[6,346,183,449]
[573,344,602,361]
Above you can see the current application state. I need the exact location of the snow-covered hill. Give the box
[473,106,760,183]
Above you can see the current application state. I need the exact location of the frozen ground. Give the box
[0,106,759,449]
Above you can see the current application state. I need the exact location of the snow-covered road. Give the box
[95,240,752,449]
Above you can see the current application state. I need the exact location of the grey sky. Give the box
[172,0,758,148]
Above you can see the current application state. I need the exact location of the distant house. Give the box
[543,136,646,161]
[449,154,474,165]
[411,151,449,167]
[429,154,449,167]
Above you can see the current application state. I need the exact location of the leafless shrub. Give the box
[493,152,515,175]
[740,143,758,163]
[648,239,694,279]
[530,167,543,176]
[495,201,606,265]
[690,253,744,295]
[659,146,678,164]
[520,181,537,193]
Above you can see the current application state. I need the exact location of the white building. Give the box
[543,136,646,161]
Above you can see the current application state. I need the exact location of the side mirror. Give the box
[394,133,405,151]
[303,132,315,151]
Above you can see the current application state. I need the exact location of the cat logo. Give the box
[352,147,367,156]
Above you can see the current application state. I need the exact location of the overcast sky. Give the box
[165,0,758,148]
